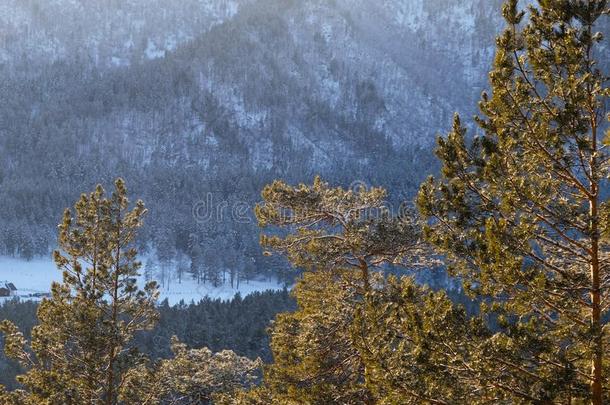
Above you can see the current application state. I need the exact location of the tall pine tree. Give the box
[240,177,433,403]
[418,1,609,402]
[0,179,159,404]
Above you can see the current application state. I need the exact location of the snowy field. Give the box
[0,256,287,305]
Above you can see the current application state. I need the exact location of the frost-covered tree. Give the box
[121,336,261,405]
[255,176,432,291]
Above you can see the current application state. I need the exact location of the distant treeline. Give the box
[0,289,297,390]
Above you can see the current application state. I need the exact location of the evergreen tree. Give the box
[144,257,157,283]
[255,177,431,291]
[236,177,433,403]
[354,276,488,403]
[156,234,175,290]
[418,1,610,402]
[121,336,261,405]
[0,179,159,404]
[258,269,375,404]
[175,252,188,285]
[188,233,204,284]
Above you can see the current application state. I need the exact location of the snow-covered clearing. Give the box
[0,256,286,305]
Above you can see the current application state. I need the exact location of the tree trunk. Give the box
[587,52,604,405]
[106,216,122,405]
[590,187,602,405]
[589,99,602,405]
[590,212,602,405]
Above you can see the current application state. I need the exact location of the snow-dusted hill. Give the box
[0,0,518,287]
[0,0,252,66]
[2,1,605,287]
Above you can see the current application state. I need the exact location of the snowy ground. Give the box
[150,276,288,304]
[0,256,287,305]
[0,256,57,298]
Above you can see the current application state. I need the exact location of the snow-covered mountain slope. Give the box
[1,0,606,284]
[0,0,252,66]
[0,0,519,268]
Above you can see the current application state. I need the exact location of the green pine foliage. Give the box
[0,179,159,404]
[241,176,569,403]
[418,0,610,402]
[121,336,261,404]
[0,290,297,392]
[0,180,263,404]
[355,276,486,403]
[230,177,463,404]
[254,270,373,404]
[255,176,433,289]
[355,274,580,403]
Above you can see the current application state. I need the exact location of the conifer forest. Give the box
[0,0,609,403]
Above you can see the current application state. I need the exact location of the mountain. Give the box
[0,0,252,66]
[0,0,507,281]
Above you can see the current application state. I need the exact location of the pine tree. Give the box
[256,270,373,404]
[255,177,432,292]
[144,257,157,283]
[354,276,490,403]
[0,179,159,404]
[156,236,174,290]
[240,177,433,403]
[418,1,610,402]
[121,336,261,405]
[176,252,188,284]
[188,233,204,284]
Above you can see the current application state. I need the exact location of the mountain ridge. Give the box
[0,0,547,285]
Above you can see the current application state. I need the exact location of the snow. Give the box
[384,0,475,32]
[153,276,287,304]
[145,40,166,59]
[0,256,287,305]
[111,56,129,67]
[0,256,57,297]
